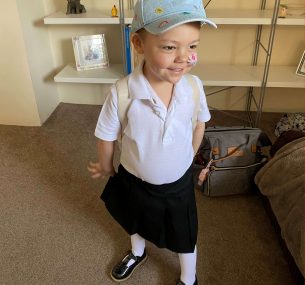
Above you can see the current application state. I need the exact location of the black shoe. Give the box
[111,250,147,282]
[176,275,198,285]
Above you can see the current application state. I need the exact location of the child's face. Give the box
[134,22,201,85]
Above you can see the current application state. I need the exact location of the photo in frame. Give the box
[72,34,109,71]
[296,51,305,76]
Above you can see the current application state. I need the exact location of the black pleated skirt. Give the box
[101,164,197,253]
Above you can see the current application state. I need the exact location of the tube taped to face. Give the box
[187,52,198,66]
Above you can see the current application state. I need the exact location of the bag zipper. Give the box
[210,157,268,172]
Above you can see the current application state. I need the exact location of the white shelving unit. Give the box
[49,63,305,88]
[44,3,304,125]
[53,63,124,84]
[124,9,305,25]
[192,64,305,88]
[44,9,305,88]
[44,10,125,84]
[44,10,120,24]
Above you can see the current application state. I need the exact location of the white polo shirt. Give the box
[95,63,211,185]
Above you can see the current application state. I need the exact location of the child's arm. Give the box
[193,121,205,155]
[88,139,115,179]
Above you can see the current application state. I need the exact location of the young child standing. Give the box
[88,1,216,284]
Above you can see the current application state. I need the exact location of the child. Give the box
[88,0,216,284]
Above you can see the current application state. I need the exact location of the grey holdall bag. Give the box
[193,126,271,197]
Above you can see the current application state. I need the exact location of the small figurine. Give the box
[111,5,118,17]
[66,0,86,15]
[278,4,288,18]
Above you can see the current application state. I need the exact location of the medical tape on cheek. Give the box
[187,53,198,66]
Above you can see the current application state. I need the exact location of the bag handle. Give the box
[212,144,246,163]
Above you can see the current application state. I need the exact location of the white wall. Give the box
[0,0,41,126]
[0,0,59,126]
[16,0,60,124]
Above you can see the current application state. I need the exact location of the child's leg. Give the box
[178,246,197,285]
[131,233,146,257]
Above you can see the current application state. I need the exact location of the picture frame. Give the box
[296,51,305,76]
[72,34,109,71]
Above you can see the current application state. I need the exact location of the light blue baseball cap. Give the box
[131,0,217,34]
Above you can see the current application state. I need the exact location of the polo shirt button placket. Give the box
[162,104,174,144]
[152,108,164,122]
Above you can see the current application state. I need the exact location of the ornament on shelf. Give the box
[66,0,86,15]
[111,5,118,17]
[278,4,288,18]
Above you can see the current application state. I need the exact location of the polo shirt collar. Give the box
[128,61,153,100]
[128,60,193,103]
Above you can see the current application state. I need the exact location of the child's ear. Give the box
[131,33,144,54]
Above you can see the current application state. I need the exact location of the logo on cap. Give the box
[155,7,164,14]
[158,20,170,28]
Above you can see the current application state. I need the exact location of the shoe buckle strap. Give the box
[123,251,137,264]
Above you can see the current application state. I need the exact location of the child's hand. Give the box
[87,161,114,179]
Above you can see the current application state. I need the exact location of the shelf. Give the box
[124,9,305,26]
[267,66,305,88]
[54,63,124,83]
[191,64,305,88]
[44,11,120,24]
[277,15,305,26]
[54,63,304,88]
[44,9,305,26]
[207,9,305,25]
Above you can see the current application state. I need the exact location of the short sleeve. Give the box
[194,76,211,123]
[94,85,121,141]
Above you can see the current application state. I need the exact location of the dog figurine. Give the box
[66,0,86,14]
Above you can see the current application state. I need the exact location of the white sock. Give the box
[178,246,197,285]
[126,233,146,267]
[131,233,145,256]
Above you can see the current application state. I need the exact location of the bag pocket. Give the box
[194,158,267,197]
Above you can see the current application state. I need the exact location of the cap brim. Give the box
[144,13,217,34]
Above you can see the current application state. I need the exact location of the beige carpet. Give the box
[0,103,298,285]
